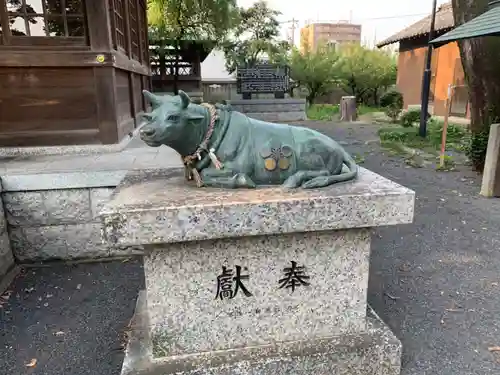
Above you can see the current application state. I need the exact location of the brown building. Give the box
[300,22,361,52]
[0,0,151,147]
[377,2,470,118]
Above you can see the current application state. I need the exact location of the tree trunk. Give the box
[340,96,357,122]
[452,0,500,133]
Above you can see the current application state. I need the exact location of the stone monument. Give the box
[229,63,307,122]
[99,91,415,375]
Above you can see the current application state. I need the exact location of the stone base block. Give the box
[144,229,370,355]
[121,291,402,375]
[244,111,307,122]
[227,99,307,122]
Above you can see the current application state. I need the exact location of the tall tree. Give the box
[285,43,342,105]
[452,0,500,133]
[222,0,285,73]
[147,0,238,93]
[337,44,397,105]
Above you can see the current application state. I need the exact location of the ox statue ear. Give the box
[143,90,163,108]
[178,90,191,109]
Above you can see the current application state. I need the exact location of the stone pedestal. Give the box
[227,99,307,122]
[100,167,415,375]
[480,123,500,197]
[340,96,357,122]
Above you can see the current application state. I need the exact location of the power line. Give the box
[355,13,430,21]
[297,12,430,25]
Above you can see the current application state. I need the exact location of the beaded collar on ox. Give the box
[182,103,223,186]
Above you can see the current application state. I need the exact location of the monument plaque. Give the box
[237,64,290,99]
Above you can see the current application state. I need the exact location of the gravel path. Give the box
[1,120,500,375]
[310,121,500,375]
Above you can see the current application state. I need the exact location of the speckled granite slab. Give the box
[145,228,370,356]
[100,167,415,246]
[121,291,402,375]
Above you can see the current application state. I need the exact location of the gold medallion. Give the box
[278,157,290,170]
[264,158,277,171]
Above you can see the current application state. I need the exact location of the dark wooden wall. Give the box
[0,0,151,147]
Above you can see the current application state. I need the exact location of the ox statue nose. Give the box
[140,127,155,137]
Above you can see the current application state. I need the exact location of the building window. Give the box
[6,0,86,37]
[108,0,147,61]
[128,0,139,59]
[111,0,126,50]
[138,0,147,63]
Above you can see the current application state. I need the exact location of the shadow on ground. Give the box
[0,260,144,375]
[1,120,500,375]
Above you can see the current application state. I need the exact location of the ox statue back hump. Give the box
[139,90,358,189]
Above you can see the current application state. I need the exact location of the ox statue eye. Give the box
[167,114,180,122]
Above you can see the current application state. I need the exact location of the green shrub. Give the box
[465,127,490,172]
[380,90,404,123]
[380,90,404,109]
[427,119,466,146]
[378,119,468,154]
[400,109,428,128]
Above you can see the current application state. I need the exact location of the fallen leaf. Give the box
[488,346,500,352]
[25,358,37,367]
[384,292,400,301]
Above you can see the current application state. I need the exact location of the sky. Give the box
[238,0,451,47]
[202,0,451,79]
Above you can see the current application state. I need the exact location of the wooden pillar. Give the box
[85,1,113,50]
[0,1,11,45]
[480,124,500,197]
[85,0,119,144]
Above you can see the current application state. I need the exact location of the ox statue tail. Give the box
[301,147,358,189]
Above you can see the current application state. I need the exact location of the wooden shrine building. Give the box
[0,0,151,147]
[149,38,215,96]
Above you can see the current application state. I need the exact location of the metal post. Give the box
[419,0,438,137]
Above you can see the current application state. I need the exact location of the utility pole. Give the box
[289,18,298,46]
[419,0,438,137]
[281,18,299,46]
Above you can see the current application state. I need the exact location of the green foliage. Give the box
[465,127,490,172]
[283,43,342,105]
[400,110,423,128]
[380,90,403,122]
[435,154,456,171]
[306,104,340,120]
[337,44,397,106]
[380,90,403,108]
[222,0,288,73]
[378,119,467,154]
[147,0,238,94]
[358,105,383,115]
[306,104,381,121]
[147,0,238,41]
